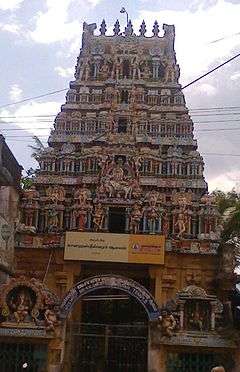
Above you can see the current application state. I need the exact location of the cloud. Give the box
[30,0,81,44]
[230,71,240,81]
[0,0,23,10]
[87,0,102,6]
[1,100,61,136]
[208,171,240,192]
[9,84,23,101]
[55,66,74,78]
[196,83,217,96]
[0,23,20,33]
[135,0,240,81]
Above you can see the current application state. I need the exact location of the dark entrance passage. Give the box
[69,288,148,372]
[108,207,126,233]
[0,342,47,372]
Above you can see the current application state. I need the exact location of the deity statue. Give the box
[144,191,162,233]
[165,62,176,83]
[174,207,188,238]
[189,307,203,331]
[129,204,142,234]
[24,186,39,206]
[10,289,33,323]
[74,184,91,205]
[99,60,109,79]
[132,56,141,79]
[158,309,176,337]
[48,209,59,232]
[93,203,105,231]
[46,185,65,205]
[44,308,59,333]
[84,62,91,81]
[74,205,89,231]
[111,57,121,80]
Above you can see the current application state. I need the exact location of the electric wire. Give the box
[0,51,240,109]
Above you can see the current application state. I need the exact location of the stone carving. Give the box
[74,185,91,205]
[158,309,177,337]
[99,19,107,35]
[92,203,105,231]
[152,21,160,37]
[113,19,120,35]
[129,203,142,234]
[0,277,60,333]
[139,20,147,36]
[46,186,65,205]
[9,288,34,323]
[174,207,188,238]
[144,191,162,234]
[48,209,60,232]
[98,157,141,200]
[44,308,60,333]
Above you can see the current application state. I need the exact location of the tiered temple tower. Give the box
[0,20,238,372]
[24,20,219,244]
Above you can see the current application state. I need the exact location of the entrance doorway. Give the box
[69,288,148,372]
[108,207,126,233]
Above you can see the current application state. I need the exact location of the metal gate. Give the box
[166,352,221,372]
[0,342,47,372]
[69,322,148,372]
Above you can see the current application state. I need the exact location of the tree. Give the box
[213,189,240,266]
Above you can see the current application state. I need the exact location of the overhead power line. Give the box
[0,51,240,109]
[0,88,67,109]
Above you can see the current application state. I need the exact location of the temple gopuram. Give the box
[1,19,239,372]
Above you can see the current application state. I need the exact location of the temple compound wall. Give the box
[0,19,239,372]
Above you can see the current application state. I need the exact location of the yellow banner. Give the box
[64,232,165,265]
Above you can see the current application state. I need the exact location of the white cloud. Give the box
[230,71,240,81]
[1,100,61,136]
[0,23,20,33]
[30,0,81,44]
[135,0,240,82]
[197,83,217,96]
[9,84,23,101]
[208,171,240,192]
[87,0,101,6]
[55,66,74,78]
[0,0,23,10]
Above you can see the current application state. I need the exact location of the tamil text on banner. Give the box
[64,232,165,265]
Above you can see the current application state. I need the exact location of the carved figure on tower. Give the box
[93,203,105,231]
[130,204,143,234]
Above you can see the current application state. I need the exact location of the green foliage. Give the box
[212,189,240,214]
[213,190,240,262]
[20,168,36,190]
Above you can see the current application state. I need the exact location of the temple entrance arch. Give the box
[60,274,160,321]
[61,275,159,372]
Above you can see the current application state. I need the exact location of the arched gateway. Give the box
[60,274,160,321]
[60,275,160,372]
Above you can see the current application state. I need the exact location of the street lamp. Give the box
[120,7,129,25]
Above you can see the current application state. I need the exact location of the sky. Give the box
[0,0,240,192]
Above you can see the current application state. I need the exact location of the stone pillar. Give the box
[179,301,185,331]
[149,266,162,306]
